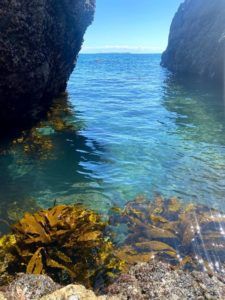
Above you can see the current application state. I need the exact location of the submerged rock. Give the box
[161,0,225,83]
[0,0,95,132]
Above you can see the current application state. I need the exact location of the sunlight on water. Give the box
[68,54,225,209]
[1,54,225,282]
[0,54,225,224]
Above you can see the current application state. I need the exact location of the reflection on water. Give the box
[0,93,109,232]
[68,54,225,209]
[162,75,225,207]
[0,54,225,227]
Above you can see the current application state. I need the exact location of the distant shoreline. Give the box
[79,52,162,55]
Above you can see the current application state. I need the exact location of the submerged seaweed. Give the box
[0,205,124,288]
[1,196,225,290]
[9,93,82,161]
[109,196,225,274]
[0,197,41,236]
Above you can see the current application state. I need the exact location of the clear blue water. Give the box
[1,54,225,224]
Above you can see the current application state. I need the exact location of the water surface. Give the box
[1,54,225,225]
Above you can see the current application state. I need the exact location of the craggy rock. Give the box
[40,284,110,300]
[0,293,5,300]
[0,0,95,132]
[107,261,225,299]
[1,263,225,300]
[0,278,114,300]
[161,0,225,83]
[1,273,60,300]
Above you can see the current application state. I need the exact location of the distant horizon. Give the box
[79,52,162,55]
[81,0,183,54]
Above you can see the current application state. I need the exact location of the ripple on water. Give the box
[0,54,225,220]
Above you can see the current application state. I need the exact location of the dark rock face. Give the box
[0,0,95,131]
[161,0,225,83]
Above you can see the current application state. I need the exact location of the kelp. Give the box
[0,197,41,236]
[109,196,225,274]
[1,196,225,288]
[0,205,124,288]
[10,94,81,160]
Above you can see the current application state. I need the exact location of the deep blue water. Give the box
[1,54,225,222]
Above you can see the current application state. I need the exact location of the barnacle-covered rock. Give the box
[2,274,61,300]
[107,260,225,300]
[0,0,95,132]
[161,0,225,83]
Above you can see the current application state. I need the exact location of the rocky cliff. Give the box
[161,0,225,83]
[0,0,95,132]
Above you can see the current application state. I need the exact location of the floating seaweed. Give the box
[109,196,225,274]
[0,205,124,288]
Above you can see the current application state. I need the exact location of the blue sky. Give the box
[81,0,183,53]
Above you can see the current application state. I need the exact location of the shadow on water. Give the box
[0,93,107,234]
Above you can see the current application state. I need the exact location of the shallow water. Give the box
[1,54,225,224]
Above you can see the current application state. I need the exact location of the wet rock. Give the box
[107,261,225,299]
[40,284,108,300]
[0,293,5,300]
[161,0,225,83]
[2,273,60,300]
[1,264,225,300]
[0,0,95,132]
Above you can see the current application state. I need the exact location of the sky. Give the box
[81,0,184,54]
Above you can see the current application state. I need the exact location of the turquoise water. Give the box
[1,54,225,225]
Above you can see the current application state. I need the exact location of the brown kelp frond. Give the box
[0,205,124,288]
[110,196,225,274]
[0,197,41,236]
